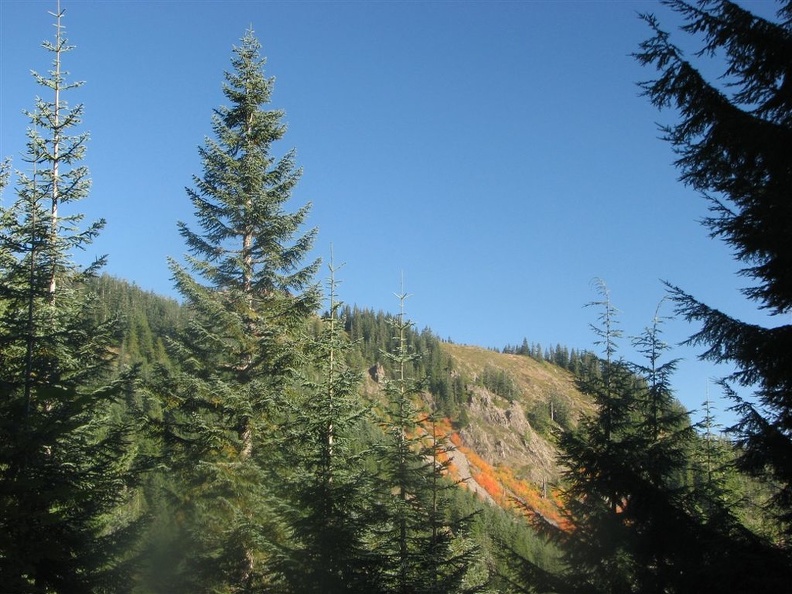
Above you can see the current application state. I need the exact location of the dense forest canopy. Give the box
[1,1,791,592]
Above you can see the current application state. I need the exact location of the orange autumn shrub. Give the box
[471,468,503,502]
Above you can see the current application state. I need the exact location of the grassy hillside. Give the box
[428,343,593,527]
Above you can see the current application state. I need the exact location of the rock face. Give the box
[441,343,593,490]
[461,386,559,486]
[369,362,384,383]
[361,342,593,518]
[445,439,496,504]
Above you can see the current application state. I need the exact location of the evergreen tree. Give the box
[375,292,480,594]
[0,158,8,193]
[541,289,699,593]
[85,274,184,377]
[274,257,383,592]
[535,289,789,593]
[636,0,792,539]
[618,304,700,592]
[0,5,142,591]
[149,28,319,592]
[551,283,643,593]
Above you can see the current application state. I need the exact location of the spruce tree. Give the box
[273,257,384,593]
[375,292,479,594]
[0,5,142,591]
[552,283,642,593]
[150,28,319,592]
[548,289,696,593]
[636,0,792,539]
[545,288,788,593]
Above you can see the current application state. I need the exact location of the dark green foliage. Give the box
[691,397,784,540]
[21,4,792,590]
[87,274,185,376]
[344,306,468,423]
[551,284,649,593]
[503,339,594,376]
[145,28,319,591]
[527,395,572,437]
[77,281,568,592]
[636,0,792,540]
[528,287,792,594]
[478,364,517,402]
[374,294,482,593]
[273,262,384,593]
[0,8,144,591]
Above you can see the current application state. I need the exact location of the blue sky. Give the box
[1,0,778,426]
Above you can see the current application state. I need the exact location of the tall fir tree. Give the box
[273,256,384,593]
[551,283,643,593]
[0,4,143,591]
[540,288,697,593]
[149,28,319,592]
[535,288,789,594]
[618,304,700,593]
[375,292,480,594]
[636,0,792,540]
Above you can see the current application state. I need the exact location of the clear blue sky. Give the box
[1,0,778,426]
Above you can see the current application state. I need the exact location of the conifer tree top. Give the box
[177,27,318,299]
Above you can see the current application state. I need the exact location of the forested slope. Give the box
[90,272,782,555]
[91,273,591,528]
[80,274,579,586]
[4,2,791,590]
[89,274,782,592]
